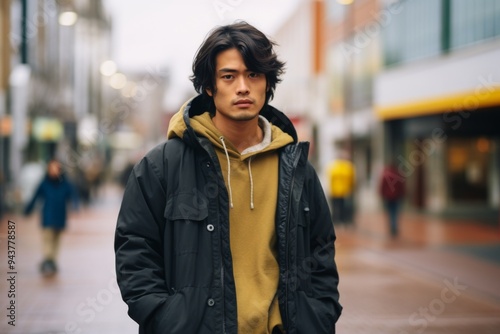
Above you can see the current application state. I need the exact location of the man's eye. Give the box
[249,73,261,78]
[222,75,233,79]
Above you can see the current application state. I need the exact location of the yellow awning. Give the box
[375,86,500,120]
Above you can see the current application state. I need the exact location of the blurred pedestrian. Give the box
[85,156,104,201]
[24,159,79,276]
[328,152,356,227]
[379,162,406,237]
[115,21,342,333]
[75,166,91,205]
[76,156,104,206]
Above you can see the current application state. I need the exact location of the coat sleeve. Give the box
[306,164,343,326]
[114,149,170,328]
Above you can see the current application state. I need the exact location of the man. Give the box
[24,159,79,276]
[115,22,342,334]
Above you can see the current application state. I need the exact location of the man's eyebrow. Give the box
[218,68,258,74]
[218,68,238,73]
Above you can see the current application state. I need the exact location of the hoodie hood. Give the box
[167,95,298,148]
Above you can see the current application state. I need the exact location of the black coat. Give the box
[115,96,342,333]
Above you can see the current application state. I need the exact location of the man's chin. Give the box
[222,108,258,120]
[232,113,259,122]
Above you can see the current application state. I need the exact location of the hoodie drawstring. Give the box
[219,136,255,210]
[248,157,254,210]
[220,137,234,209]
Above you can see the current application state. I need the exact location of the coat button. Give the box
[207,298,215,307]
[206,224,214,232]
[206,162,211,168]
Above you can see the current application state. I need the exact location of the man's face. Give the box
[207,48,267,122]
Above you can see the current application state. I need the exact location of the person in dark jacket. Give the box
[379,162,406,237]
[24,159,79,276]
[115,21,342,334]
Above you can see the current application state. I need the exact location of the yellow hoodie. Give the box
[167,103,293,333]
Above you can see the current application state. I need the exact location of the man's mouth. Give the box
[234,99,253,107]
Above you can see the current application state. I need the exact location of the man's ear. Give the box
[206,88,213,97]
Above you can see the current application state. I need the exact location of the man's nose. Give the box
[236,77,249,94]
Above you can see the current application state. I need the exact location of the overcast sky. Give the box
[103,0,301,108]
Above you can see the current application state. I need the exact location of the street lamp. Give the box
[100,60,117,77]
[121,81,138,98]
[59,11,78,26]
[109,73,127,90]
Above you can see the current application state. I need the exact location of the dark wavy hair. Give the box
[190,21,285,105]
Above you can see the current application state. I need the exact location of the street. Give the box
[1,184,500,333]
[0,185,137,334]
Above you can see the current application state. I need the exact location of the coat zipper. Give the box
[219,192,227,333]
[220,187,228,333]
[284,148,302,329]
[206,146,227,334]
[221,264,226,333]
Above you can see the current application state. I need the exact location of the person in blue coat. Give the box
[24,159,79,276]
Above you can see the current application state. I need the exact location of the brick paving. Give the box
[336,211,500,334]
[0,184,499,333]
[0,185,137,334]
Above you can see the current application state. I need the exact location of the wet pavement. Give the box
[1,184,499,333]
[336,212,500,334]
[0,185,137,334]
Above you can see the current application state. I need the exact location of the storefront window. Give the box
[450,0,500,50]
[447,137,490,203]
[382,0,441,66]
[382,0,500,66]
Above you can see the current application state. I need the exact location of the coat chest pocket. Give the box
[297,202,311,259]
[164,192,209,255]
[297,202,313,294]
[165,192,208,221]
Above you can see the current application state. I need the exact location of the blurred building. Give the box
[321,0,500,220]
[0,0,10,216]
[105,67,170,179]
[1,1,10,164]
[272,0,326,164]
[375,0,500,219]
[272,0,499,221]
[323,0,383,212]
[1,0,113,209]
[272,0,382,208]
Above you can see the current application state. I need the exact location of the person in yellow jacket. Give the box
[328,155,356,227]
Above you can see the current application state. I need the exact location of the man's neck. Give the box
[212,116,263,153]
